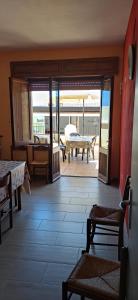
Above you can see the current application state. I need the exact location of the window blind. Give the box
[29,80,50,91]
[59,77,103,90]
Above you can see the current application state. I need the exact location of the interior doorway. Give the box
[59,77,113,182]
[59,89,100,177]
[10,75,113,183]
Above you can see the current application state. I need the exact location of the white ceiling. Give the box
[0,0,132,49]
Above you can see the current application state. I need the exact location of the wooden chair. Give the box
[69,133,80,137]
[0,174,13,243]
[34,135,40,144]
[27,145,49,183]
[82,135,96,160]
[62,247,128,300]
[60,138,66,162]
[85,176,131,260]
[91,135,96,160]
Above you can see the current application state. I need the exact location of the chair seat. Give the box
[89,205,122,226]
[67,253,120,300]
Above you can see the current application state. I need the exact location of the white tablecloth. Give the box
[66,136,92,151]
[66,136,93,163]
[0,160,26,191]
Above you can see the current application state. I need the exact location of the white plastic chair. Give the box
[64,124,77,139]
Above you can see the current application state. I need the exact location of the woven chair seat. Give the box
[89,205,122,226]
[27,145,49,184]
[67,253,120,300]
[85,177,131,260]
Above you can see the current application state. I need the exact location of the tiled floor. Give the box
[60,145,99,177]
[0,177,121,300]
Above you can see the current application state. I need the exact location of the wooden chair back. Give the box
[26,145,49,183]
[34,135,40,144]
[27,145,49,163]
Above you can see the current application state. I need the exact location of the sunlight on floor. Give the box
[60,145,99,177]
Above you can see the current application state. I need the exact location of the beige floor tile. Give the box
[60,145,99,177]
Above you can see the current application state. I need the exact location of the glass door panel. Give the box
[100,90,110,149]
[98,78,112,183]
[30,80,50,144]
[9,78,31,145]
[52,86,59,147]
[50,79,60,182]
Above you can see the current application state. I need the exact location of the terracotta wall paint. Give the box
[0,45,123,180]
[120,0,138,193]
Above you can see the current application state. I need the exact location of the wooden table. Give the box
[66,136,92,163]
[0,160,26,210]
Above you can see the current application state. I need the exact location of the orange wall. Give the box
[0,45,123,180]
[120,0,137,193]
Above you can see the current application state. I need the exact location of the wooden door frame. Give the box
[10,57,118,182]
[58,76,114,182]
[98,76,114,183]
[49,79,60,183]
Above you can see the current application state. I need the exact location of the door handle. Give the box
[129,188,133,230]
[120,188,132,229]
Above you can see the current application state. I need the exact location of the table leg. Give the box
[9,183,13,228]
[17,186,22,211]
[71,148,73,157]
[68,152,70,163]
[14,190,17,207]
[87,149,89,164]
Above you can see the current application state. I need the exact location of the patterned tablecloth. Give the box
[0,160,26,191]
[66,136,92,151]
[66,136,93,164]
